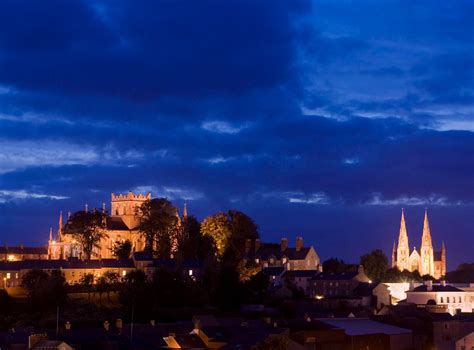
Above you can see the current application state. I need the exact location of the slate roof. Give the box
[133,251,153,261]
[251,246,311,260]
[311,271,359,281]
[282,270,319,278]
[0,246,47,255]
[0,259,134,271]
[409,285,463,292]
[319,318,412,336]
[106,216,131,231]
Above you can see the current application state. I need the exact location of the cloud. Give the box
[0,190,68,203]
[365,193,463,207]
[131,185,204,201]
[201,121,250,134]
[0,140,144,173]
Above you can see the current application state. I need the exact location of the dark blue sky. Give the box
[0,0,473,270]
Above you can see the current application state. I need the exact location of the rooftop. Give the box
[318,318,412,336]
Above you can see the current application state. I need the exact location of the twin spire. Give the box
[398,208,432,246]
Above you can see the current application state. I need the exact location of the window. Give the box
[441,297,444,303]
[447,297,450,303]
[122,270,126,277]
[459,297,462,303]
[15,273,18,279]
[6,273,10,279]
[188,269,193,276]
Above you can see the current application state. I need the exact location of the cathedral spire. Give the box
[183,202,188,218]
[421,208,432,247]
[398,208,409,246]
[58,211,63,242]
[396,208,410,271]
[49,227,53,242]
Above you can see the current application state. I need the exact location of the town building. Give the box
[406,280,472,315]
[0,245,48,261]
[392,209,446,279]
[243,237,321,271]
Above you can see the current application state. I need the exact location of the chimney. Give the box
[245,239,252,253]
[425,280,433,291]
[296,237,304,251]
[255,239,261,252]
[280,238,288,252]
[193,318,201,332]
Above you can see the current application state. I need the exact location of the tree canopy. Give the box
[112,239,132,259]
[64,209,107,259]
[201,210,259,257]
[360,249,389,281]
[137,198,179,257]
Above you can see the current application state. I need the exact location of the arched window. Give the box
[440,296,444,303]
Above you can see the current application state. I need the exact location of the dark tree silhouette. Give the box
[137,198,179,257]
[64,210,107,259]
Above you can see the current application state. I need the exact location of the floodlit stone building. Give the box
[392,209,446,279]
[48,192,186,260]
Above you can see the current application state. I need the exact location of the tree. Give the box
[226,210,259,252]
[112,240,132,259]
[21,269,67,310]
[137,198,179,257]
[201,213,231,257]
[103,271,120,300]
[201,210,259,257]
[178,216,217,261]
[360,249,389,281]
[64,210,107,259]
[0,289,13,315]
[323,258,348,273]
[95,276,107,305]
[80,273,95,300]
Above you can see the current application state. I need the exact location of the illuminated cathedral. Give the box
[47,192,187,260]
[392,209,446,279]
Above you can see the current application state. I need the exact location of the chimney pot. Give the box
[296,237,304,251]
[280,238,288,252]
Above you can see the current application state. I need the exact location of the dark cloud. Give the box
[0,0,473,270]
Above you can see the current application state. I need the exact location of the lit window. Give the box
[15,273,18,279]
[255,258,260,264]
[122,270,126,276]
[6,273,10,279]
[7,255,14,261]
[188,270,193,276]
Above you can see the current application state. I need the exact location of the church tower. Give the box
[396,209,410,271]
[420,209,434,276]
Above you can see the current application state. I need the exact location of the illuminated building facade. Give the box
[392,209,446,279]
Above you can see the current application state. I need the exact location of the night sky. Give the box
[0,1,473,270]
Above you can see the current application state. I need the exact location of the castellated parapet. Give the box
[111,192,152,201]
[111,192,151,229]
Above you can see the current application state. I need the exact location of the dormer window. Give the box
[282,257,288,264]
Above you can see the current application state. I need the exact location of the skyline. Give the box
[0,0,473,270]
